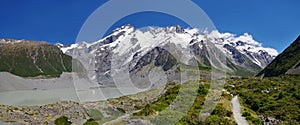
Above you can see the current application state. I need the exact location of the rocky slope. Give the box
[257,35,300,77]
[59,25,277,86]
[0,39,73,77]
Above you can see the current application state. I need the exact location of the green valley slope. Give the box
[0,39,73,77]
[257,35,300,77]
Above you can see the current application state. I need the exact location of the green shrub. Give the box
[54,116,71,125]
[116,107,126,113]
[242,111,251,117]
[204,115,232,125]
[84,119,99,125]
[212,105,232,117]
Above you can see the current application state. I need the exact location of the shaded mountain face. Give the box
[0,39,73,77]
[58,25,277,86]
[257,35,300,77]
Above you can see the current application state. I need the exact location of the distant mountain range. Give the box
[257,35,300,77]
[58,25,277,85]
[0,25,283,82]
[0,39,73,77]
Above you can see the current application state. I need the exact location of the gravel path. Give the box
[231,96,249,125]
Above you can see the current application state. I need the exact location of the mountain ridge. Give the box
[58,25,277,86]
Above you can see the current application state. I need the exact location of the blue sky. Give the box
[0,0,299,53]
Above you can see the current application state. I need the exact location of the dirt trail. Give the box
[231,96,249,125]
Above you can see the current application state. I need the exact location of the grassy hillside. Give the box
[132,81,236,125]
[0,39,73,77]
[226,75,300,124]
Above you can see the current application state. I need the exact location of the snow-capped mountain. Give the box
[208,31,277,67]
[57,25,277,86]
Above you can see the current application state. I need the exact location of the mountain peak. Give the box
[165,25,185,33]
[110,24,135,35]
[208,30,278,57]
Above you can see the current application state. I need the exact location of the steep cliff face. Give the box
[257,35,300,77]
[0,39,73,77]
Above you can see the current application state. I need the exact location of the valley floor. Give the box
[1,75,299,125]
